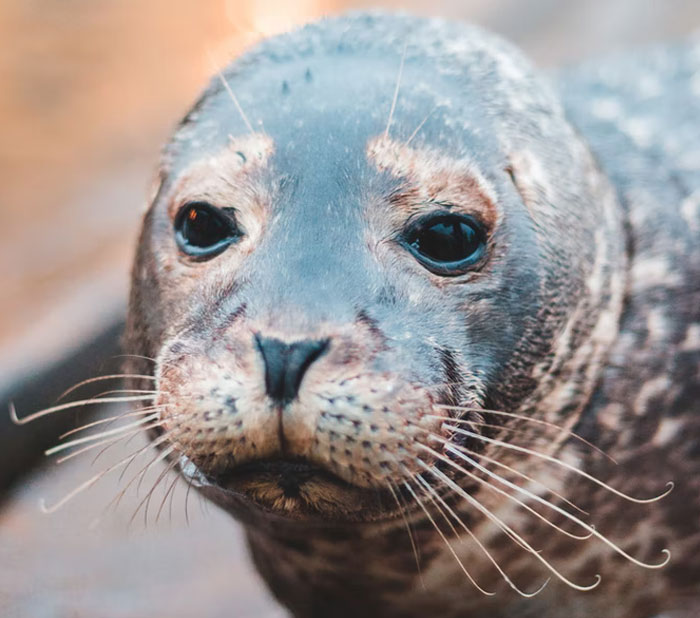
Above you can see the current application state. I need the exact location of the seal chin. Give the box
[181,454,397,523]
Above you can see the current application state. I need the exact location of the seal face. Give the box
[124,12,700,618]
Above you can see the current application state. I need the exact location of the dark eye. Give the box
[174,202,240,258]
[404,213,486,275]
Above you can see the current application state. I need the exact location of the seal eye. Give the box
[404,213,486,275]
[174,202,240,258]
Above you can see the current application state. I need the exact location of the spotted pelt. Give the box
[123,13,700,618]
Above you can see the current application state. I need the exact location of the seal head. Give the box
[125,14,624,525]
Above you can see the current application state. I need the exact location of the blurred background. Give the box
[0,1,698,616]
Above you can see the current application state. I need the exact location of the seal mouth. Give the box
[198,457,398,523]
[214,458,350,498]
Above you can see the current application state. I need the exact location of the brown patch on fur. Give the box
[166,132,275,219]
[366,135,501,230]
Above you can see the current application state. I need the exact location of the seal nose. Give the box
[255,335,329,405]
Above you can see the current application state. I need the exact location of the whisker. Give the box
[386,481,425,589]
[402,478,496,596]
[406,104,439,145]
[140,456,179,527]
[433,408,615,463]
[57,374,157,402]
[210,52,255,134]
[53,421,164,465]
[40,434,169,514]
[414,472,549,597]
[419,461,603,591]
[108,434,178,511]
[46,414,160,456]
[10,396,155,425]
[420,438,593,541]
[440,434,588,516]
[128,446,177,527]
[384,43,408,139]
[58,407,162,440]
[422,442,670,570]
[441,423,673,504]
[156,471,181,524]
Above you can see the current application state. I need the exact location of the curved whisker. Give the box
[431,409,616,463]
[402,478,496,596]
[57,374,157,402]
[386,481,425,589]
[422,438,594,541]
[10,396,156,425]
[442,423,673,504]
[413,473,550,597]
[417,460,603,591]
[428,432,588,515]
[423,440,670,570]
[58,406,163,440]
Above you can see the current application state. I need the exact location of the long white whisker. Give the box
[10,396,155,425]
[429,431,588,515]
[423,442,670,570]
[442,423,672,503]
[402,478,496,596]
[413,473,549,597]
[386,481,425,589]
[433,408,615,463]
[58,406,165,440]
[421,439,593,541]
[46,414,160,456]
[57,374,157,402]
[419,460,603,591]
[40,434,170,514]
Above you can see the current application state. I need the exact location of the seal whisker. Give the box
[10,395,156,425]
[108,432,180,511]
[134,454,180,527]
[156,470,182,524]
[127,446,177,527]
[40,432,173,514]
[419,461,604,591]
[386,480,425,590]
[46,414,161,457]
[419,440,594,541]
[405,104,440,145]
[57,374,157,402]
[53,420,165,465]
[424,441,671,570]
[427,431,589,515]
[414,472,550,597]
[402,477,497,596]
[384,43,407,139]
[442,423,673,504]
[431,409,615,463]
[58,406,162,440]
[209,52,255,134]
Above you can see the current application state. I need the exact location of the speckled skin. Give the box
[125,14,700,618]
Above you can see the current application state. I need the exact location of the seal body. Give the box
[125,14,700,618]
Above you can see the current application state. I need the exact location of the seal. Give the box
[121,13,700,618]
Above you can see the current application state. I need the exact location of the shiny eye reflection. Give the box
[175,202,241,258]
[404,213,486,275]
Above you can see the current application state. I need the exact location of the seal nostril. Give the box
[254,335,329,405]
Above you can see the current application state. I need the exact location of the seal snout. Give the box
[254,334,329,405]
